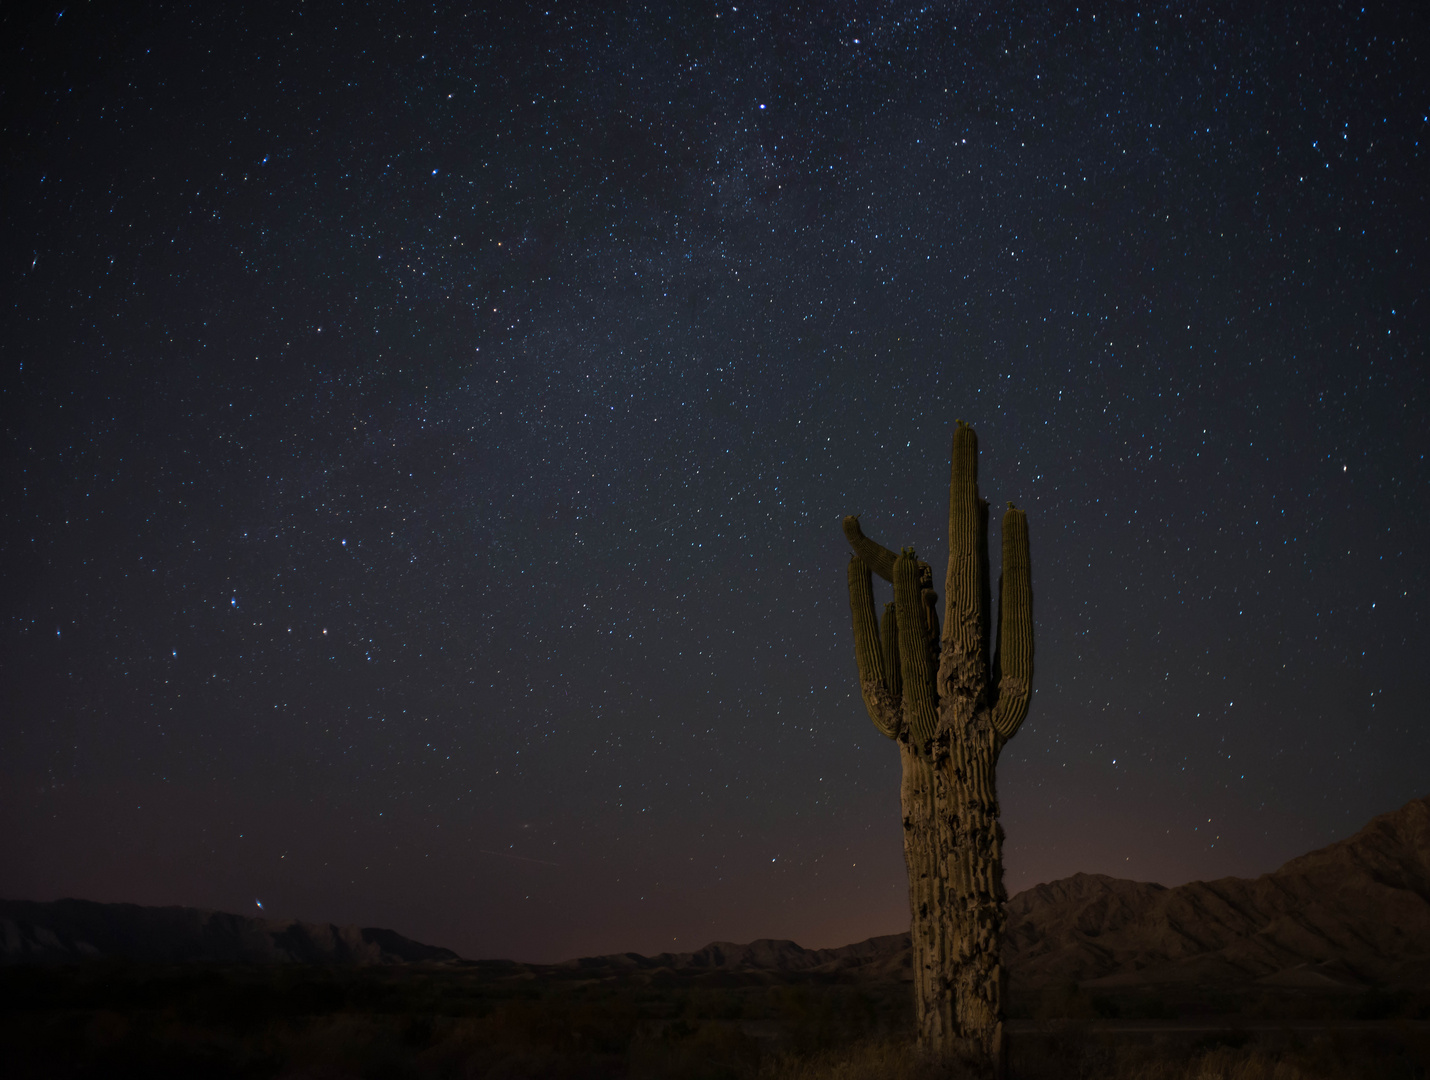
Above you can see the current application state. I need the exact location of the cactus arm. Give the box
[881,602,903,701]
[990,505,1033,742]
[944,422,989,666]
[842,515,898,583]
[847,556,902,738]
[895,548,939,747]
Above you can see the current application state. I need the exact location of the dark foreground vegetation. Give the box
[1,961,1428,1079]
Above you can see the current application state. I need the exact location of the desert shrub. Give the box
[759,1038,976,1080]
[1033,983,1097,1021]
[1085,992,1177,1021]
[765,985,882,1055]
[629,1020,763,1080]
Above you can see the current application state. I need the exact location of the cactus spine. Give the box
[842,421,1034,1071]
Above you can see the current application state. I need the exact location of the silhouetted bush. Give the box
[1356,987,1411,1020]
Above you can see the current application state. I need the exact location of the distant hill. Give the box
[559,931,912,982]
[0,898,460,965]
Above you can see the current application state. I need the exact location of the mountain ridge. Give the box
[7,794,1429,988]
[0,897,459,965]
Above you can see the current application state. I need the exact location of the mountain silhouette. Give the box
[7,795,1428,989]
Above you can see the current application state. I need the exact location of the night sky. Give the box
[2,2,1427,964]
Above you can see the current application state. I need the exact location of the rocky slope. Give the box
[0,898,459,964]
[1003,794,1430,990]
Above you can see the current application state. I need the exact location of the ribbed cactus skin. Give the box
[894,550,939,747]
[842,515,897,582]
[945,425,986,668]
[880,603,901,700]
[841,421,1034,1072]
[991,506,1033,739]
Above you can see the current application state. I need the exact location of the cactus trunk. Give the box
[842,422,1033,1074]
[942,727,1005,1063]
[899,740,941,1040]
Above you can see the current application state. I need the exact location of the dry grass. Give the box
[1009,1030,1430,1080]
[763,1033,1430,1080]
[760,1038,964,1080]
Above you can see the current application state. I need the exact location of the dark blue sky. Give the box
[2,1,1426,962]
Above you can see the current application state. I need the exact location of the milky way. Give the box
[2,2,1426,962]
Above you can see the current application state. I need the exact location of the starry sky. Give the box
[2,1,1426,964]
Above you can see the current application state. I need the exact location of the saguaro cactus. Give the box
[842,421,1033,1070]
